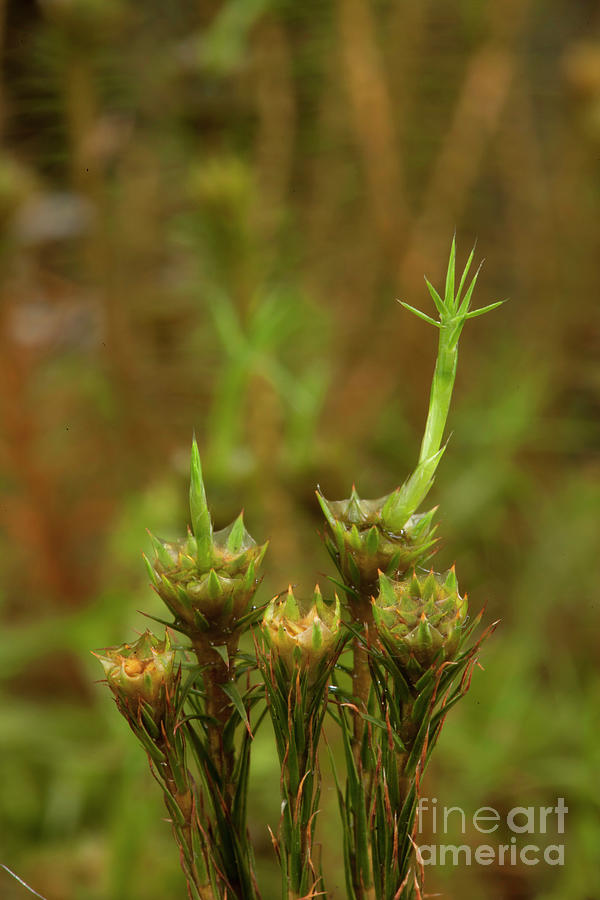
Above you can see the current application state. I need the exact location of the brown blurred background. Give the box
[0,1,599,898]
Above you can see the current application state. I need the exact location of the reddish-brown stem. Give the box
[192,636,239,802]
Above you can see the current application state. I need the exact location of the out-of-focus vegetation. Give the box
[0,1,599,898]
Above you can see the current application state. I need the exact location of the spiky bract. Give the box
[148,518,268,638]
[262,585,342,681]
[373,568,467,681]
[317,486,437,597]
[93,630,176,719]
[144,438,267,639]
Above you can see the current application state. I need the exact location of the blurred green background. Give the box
[1,1,599,898]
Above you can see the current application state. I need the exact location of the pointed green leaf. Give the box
[422,571,437,601]
[189,437,213,567]
[142,553,159,586]
[227,511,246,554]
[206,568,223,600]
[148,532,173,569]
[316,489,336,530]
[456,261,483,318]
[365,525,379,555]
[444,566,458,592]
[377,571,396,606]
[445,234,456,308]
[284,586,299,620]
[456,244,475,306]
[212,643,229,667]
[424,277,445,315]
[465,299,506,319]
[399,302,440,328]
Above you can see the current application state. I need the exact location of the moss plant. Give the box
[94,240,503,900]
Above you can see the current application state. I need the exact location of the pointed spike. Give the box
[159,574,177,601]
[422,571,437,601]
[213,644,229,667]
[175,583,191,609]
[347,486,363,524]
[185,526,197,547]
[243,559,256,590]
[417,615,433,648]
[400,301,441,328]
[372,601,383,627]
[284,586,299,620]
[424,277,445,315]
[381,487,402,524]
[465,299,506,319]
[262,599,275,626]
[444,566,458,592]
[365,525,379,555]
[255,540,269,570]
[349,523,362,550]
[410,571,421,596]
[142,553,159,586]
[378,571,397,606]
[333,593,341,626]
[445,235,456,308]
[148,532,173,569]
[456,244,475,306]
[314,585,326,619]
[227,511,246,554]
[189,437,213,568]
[316,489,337,530]
[457,260,484,318]
[206,568,223,601]
[93,653,115,679]
[410,507,438,536]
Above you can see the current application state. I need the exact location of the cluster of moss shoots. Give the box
[95,241,502,900]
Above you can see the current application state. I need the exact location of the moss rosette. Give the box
[148,517,268,636]
[94,630,176,713]
[318,486,438,595]
[373,568,468,680]
[262,586,342,680]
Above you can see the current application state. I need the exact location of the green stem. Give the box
[419,328,458,465]
[382,325,459,531]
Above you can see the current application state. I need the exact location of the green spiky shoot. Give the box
[146,439,268,638]
[382,238,504,532]
[190,436,214,567]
